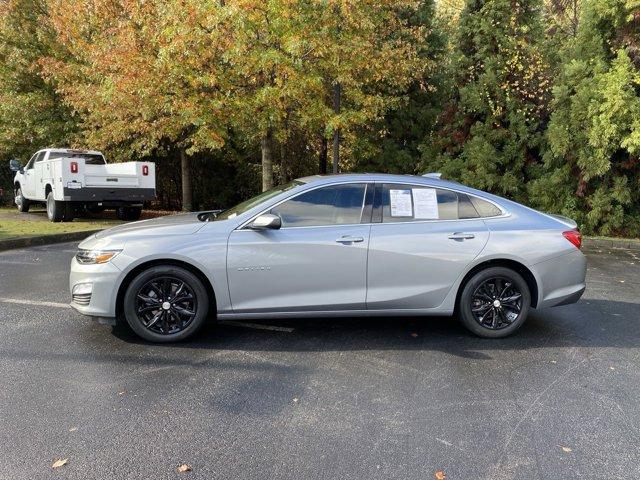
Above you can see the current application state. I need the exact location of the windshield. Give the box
[214,180,304,220]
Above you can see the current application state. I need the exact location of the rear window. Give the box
[469,196,502,217]
[47,152,106,165]
[381,184,475,222]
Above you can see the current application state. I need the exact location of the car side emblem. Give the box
[237,266,271,272]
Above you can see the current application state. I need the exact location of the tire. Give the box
[63,202,75,222]
[457,266,531,338]
[15,186,30,213]
[46,192,65,222]
[116,206,142,221]
[123,265,210,343]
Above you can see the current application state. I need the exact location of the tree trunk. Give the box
[319,136,328,174]
[332,82,341,173]
[180,148,193,212]
[261,129,274,191]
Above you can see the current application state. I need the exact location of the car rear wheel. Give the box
[46,192,66,222]
[15,186,30,213]
[457,266,531,338]
[123,265,209,343]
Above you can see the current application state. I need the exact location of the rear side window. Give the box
[381,184,478,222]
[47,152,106,165]
[271,183,367,227]
[470,196,502,217]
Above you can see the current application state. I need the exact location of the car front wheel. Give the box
[15,187,30,213]
[457,266,531,338]
[123,265,210,343]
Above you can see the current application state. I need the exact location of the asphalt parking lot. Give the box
[0,242,638,479]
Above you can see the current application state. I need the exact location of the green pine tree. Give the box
[421,0,551,202]
[529,0,640,236]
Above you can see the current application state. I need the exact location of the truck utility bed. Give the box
[11,148,156,222]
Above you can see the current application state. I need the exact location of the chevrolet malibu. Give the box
[70,174,586,342]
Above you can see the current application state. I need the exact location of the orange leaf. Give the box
[435,470,446,480]
[177,464,192,473]
[52,458,68,469]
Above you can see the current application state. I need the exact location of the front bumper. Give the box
[69,256,122,317]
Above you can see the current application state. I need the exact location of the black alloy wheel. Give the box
[123,265,210,342]
[470,277,522,330]
[135,276,197,335]
[458,266,531,338]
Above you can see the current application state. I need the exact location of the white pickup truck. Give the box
[9,148,155,222]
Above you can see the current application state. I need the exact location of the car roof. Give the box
[298,173,469,191]
[39,148,103,155]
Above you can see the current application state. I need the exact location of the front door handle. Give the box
[448,232,475,240]
[335,236,365,244]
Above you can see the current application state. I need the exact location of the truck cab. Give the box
[10,148,155,222]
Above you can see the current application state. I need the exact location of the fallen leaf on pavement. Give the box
[69,427,77,432]
[177,464,192,473]
[435,470,446,479]
[52,459,68,469]
[118,390,126,395]
[559,445,572,453]
[410,333,418,338]
[292,397,299,403]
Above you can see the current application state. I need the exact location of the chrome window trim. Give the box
[236,179,510,231]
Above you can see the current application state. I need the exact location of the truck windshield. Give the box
[48,152,106,165]
[214,180,304,220]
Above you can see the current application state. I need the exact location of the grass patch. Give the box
[0,207,124,240]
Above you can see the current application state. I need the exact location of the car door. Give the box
[366,183,490,310]
[22,152,42,199]
[227,182,372,313]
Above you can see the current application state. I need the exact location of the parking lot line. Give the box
[0,297,70,308]
[0,297,294,332]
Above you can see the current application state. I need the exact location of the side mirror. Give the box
[9,159,23,173]
[250,213,281,230]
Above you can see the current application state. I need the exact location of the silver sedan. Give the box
[69,173,587,342]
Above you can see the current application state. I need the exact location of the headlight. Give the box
[75,249,122,264]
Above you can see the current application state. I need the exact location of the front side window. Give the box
[25,152,42,170]
[380,184,483,222]
[271,183,367,227]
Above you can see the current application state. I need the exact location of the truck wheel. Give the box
[63,202,75,222]
[46,192,65,222]
[116,206,142,221]
[15,187,30,213]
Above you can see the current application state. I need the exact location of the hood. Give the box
[93,213,206,240]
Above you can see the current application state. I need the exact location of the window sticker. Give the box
[412,188,439,219]
[389,189,413,217]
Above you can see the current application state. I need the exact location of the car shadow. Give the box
[111,298,640,360]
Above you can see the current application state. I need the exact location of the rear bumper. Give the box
[63,187,155,203]
[532,249,587,309]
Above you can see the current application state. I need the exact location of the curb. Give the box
[0,229,102,252]
[583,236,640,252]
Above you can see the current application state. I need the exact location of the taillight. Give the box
[142,165,149,176]
[70,161,78,173]
[562,230,582,249]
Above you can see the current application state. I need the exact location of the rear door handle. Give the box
[448,232,475,240]
[335,236,365,244]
